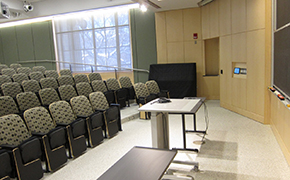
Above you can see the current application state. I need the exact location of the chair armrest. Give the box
[57,123,69,127]
[0,144,17,150]
[110,103,120,107]
[32,132,46,137]
[77,115,88,119]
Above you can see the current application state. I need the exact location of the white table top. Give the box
[138,98,202,113]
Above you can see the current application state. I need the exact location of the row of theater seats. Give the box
[134,80,170,119]
[0,91,122,180]
[0,65,137,109]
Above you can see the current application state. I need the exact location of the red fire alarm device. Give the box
[193,33,198,39]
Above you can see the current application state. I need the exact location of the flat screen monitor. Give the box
[234,68,240,74]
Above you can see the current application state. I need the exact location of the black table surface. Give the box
[97,146,177,180]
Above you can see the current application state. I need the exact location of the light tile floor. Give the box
[39,100,290,180]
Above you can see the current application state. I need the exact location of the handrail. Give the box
[17,59,150,73]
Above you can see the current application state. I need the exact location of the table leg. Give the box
[151,112,169,149]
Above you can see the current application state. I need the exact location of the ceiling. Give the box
[1,0,201,22]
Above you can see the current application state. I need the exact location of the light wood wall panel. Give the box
[199,76,220,99]
[219,0,232,36]
[155,12,167,64]
[220,35,232,105]
[156,8,219,99]
[231,0,246,33]
[167,42,184,63]
[232,33,247,62]
[209,0,220,38]
[247,0,265,31]
[184,41,203,64]
[201,5,210,39]
[246,30,265,116]
[166,10,183,42]
[231,78,247,109]
[183,8,201,41]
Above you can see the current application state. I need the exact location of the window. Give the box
[54,9,132,72]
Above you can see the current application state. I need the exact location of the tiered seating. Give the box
[17,67,32,75]
[32,66,46,74]
[0,65,139,179]
[29,72,45,82]
[88,72,102,82]
[75,82,93,97]
[145,80,170,98]
[12,73,29,84]
[49,101,88,158]
[1,68,16,77]
[134,82,157,119]
[10,63,22,71]
[119,76,136,101]
[89,92,122,138]
[106,78,128,108]
[91,80,115,104]
[58,85,78,102]
[23,107,68,171]
[44,70,59,79]
[0,114,43,180]
[70,95,104,147]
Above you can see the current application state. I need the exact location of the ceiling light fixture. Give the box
[140,4,147,12]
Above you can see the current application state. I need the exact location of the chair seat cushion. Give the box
[90,112,103,129]
[48,127,66,149]
[106,106,119,122]
[19,137,42,164]
[0,150,12,178]
[71,118,86,138]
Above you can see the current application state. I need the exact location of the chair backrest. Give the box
[70,95,94,117]
[0,75,12,87]
[17,67,32,75]
[0,96,19,117]
[74,74,89,84]
[16,92,41,112]
[0,114,31,146]
[0,64,8,73]
[22,80,41,93]
[60,69,72,76]
[1,68,16,77]
[29,72,45,82]
[40,77,59,89]
[58,85,78,101]
[49,101,76,124]
[1,82,22,98]
[10,63,22,71]
[75,82,93,97]
[91,80,108,93]
[24,106,56,134]
[89,92,109,110]
[88,73,102,82]
[119,76,133,88]
[39,88,60,106]
[134,82,150,98]
[32,66,46,74]
[57,75,75,86]
[12,73,29,84]
[44,70,59,79]
[145,80,160,94]
[106,78,121,91]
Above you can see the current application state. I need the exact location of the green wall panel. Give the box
[32,21,56,70]
[0,21,56,70]
[0,27,18,65]
[130,9,157,83]
[15,25,35,62]
[0,33,4,63]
